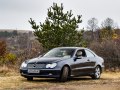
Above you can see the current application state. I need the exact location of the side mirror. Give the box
[73,56,82,61]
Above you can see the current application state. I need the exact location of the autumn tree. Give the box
[0,40,6,57]
[100,18,116,40]
[29,3,83,50]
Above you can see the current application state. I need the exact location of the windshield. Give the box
[43,48,75,58]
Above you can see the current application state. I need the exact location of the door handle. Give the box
[87,59,90,61]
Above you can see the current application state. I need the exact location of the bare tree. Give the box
[101,18,115,30]
[87,17,98,40]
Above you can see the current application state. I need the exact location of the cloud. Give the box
[0,0,120,30]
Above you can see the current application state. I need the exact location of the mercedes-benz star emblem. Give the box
[33,62,37,67]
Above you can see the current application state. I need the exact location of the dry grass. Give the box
[102,72,120,79]
[0,72,120,90]
[0,66,19,76]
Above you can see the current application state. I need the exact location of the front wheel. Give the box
[91,66,101,79]
[60,66,69,82]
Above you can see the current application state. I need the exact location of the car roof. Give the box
[54,47,86,50]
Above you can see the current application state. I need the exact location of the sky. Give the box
[0,0,120,30]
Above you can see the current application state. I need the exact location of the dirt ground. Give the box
[0,72,120,90]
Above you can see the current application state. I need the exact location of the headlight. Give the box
[46,63,57,68]
[21,62,27,68]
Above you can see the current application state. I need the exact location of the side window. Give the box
[85,50,95,57]
[76,49,86,57]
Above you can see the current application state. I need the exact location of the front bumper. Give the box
[20,69,61,78]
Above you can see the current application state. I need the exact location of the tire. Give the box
[91,66,101,79]
[27,77,33,81]
[60,66,69,82]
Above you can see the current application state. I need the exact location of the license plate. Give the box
[28,69,40,73]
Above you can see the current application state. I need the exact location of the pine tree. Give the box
[29,3,83,50]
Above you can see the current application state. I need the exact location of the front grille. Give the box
[27,63,46,68]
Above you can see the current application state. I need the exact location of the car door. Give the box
[84,49,96,73]
[71,49,91,76]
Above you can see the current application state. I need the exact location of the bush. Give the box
[0,53,17,65]
[89,39,120,70]
[0,40,6,56]
[5,53,17,64]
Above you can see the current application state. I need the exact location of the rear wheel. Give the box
[60,66,69,82]
[27,77,33,81]
[91,66,101,79]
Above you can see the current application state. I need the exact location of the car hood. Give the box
[27,57,64,64]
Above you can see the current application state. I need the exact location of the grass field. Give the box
[0,72,120,90]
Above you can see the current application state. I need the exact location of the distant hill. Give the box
[0,29,33,33]
[0,29,34,38]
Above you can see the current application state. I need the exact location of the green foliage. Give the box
[0,40,17,65]
[0,53,17,65]
[29,3,84,50]
[5,53,17,64]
